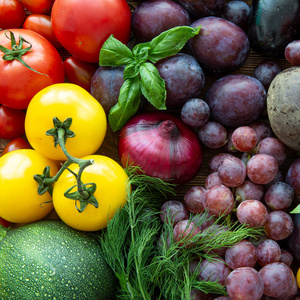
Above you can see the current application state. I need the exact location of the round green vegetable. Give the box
[0,220,117,300]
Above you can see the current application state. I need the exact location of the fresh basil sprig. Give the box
[99,25,201,132]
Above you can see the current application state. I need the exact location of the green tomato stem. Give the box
[56,127,94,200]
[35,117,99,211]
[0,30,48,76]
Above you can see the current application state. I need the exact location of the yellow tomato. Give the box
[52,155,129,231]
[25,83,107,161]
[0,149,58,224]
[297,268,300,288]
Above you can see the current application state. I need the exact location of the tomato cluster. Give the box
[0,0,132,231]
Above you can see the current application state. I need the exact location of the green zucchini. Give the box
[0,220,117,300]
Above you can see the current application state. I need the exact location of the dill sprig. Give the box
[97,166,264,299]
[151,212,265,299]
[98,166,176,299]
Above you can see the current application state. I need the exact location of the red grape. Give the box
[264,210,294,240]
[226,267,264,300]
[190,289,213,300]
[223,128,239,153]
[280,249,293,267]
[197,258,231,286]
[173,219,201,247]
[249,121,273,144]
[256,137,287,165]
[236,200,268,227]
[231,126,258,152]
[259,262,296,299]
[285,40,300,66]
[256,239,281,267]
[264,169,283,189]
[217,155,246,187]
[205,172,222,189]
[264,181,294,211]
[160,200,189,226]
[225,239,257,269]
[234,179,264,202]
[189,257,201,275]
[191,212,216,231]
[204,185,234,216]
[246,154,278,184]
[208,153,234,172]
[201,224,230,257]
[285,158,300,202]
[287,214,300,260]
[183,186,206,213]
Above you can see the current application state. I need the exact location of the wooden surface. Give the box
[0,0,297,200]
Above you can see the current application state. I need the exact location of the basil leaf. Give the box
[140,62,166,110]
[99,35,134,66]
[108,76,141,132]
[147,26,201,63]
[132,42,150,63]
[124,62,140,80]
[290,204,300,214]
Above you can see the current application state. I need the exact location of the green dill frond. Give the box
[97,167,264,299]
[98,169,176,299]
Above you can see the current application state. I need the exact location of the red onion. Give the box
[118,112,202,185]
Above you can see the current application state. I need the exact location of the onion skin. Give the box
[118,112,202,185]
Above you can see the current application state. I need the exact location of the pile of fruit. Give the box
[1,0,300,299]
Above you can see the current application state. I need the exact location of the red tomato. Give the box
[20,0,53,13]
[0,0,26,29]
[0,216,10,227]
[51,0,131,63]
[0,106,26,140]
[0,29,65,109]
[64,56,97,91]
[1,137,31,156]
[23,14,62,49]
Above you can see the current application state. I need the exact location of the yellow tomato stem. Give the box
[57,127,95,200]
[44,161,72,186]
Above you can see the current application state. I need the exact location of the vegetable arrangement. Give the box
[1,0,300,299]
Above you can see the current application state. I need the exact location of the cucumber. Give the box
[0,220,117,300]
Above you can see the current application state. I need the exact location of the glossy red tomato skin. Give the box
[0,106,26,140]
[20,0,53,14]
[0,216,10,227]
[0,0,26,29]
[23,14,62,49]
[0,29,65,109]
[64,56,97,91]
[51,0,132,63]
[1,137,31,156]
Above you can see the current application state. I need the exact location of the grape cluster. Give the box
[159,120,299,299]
